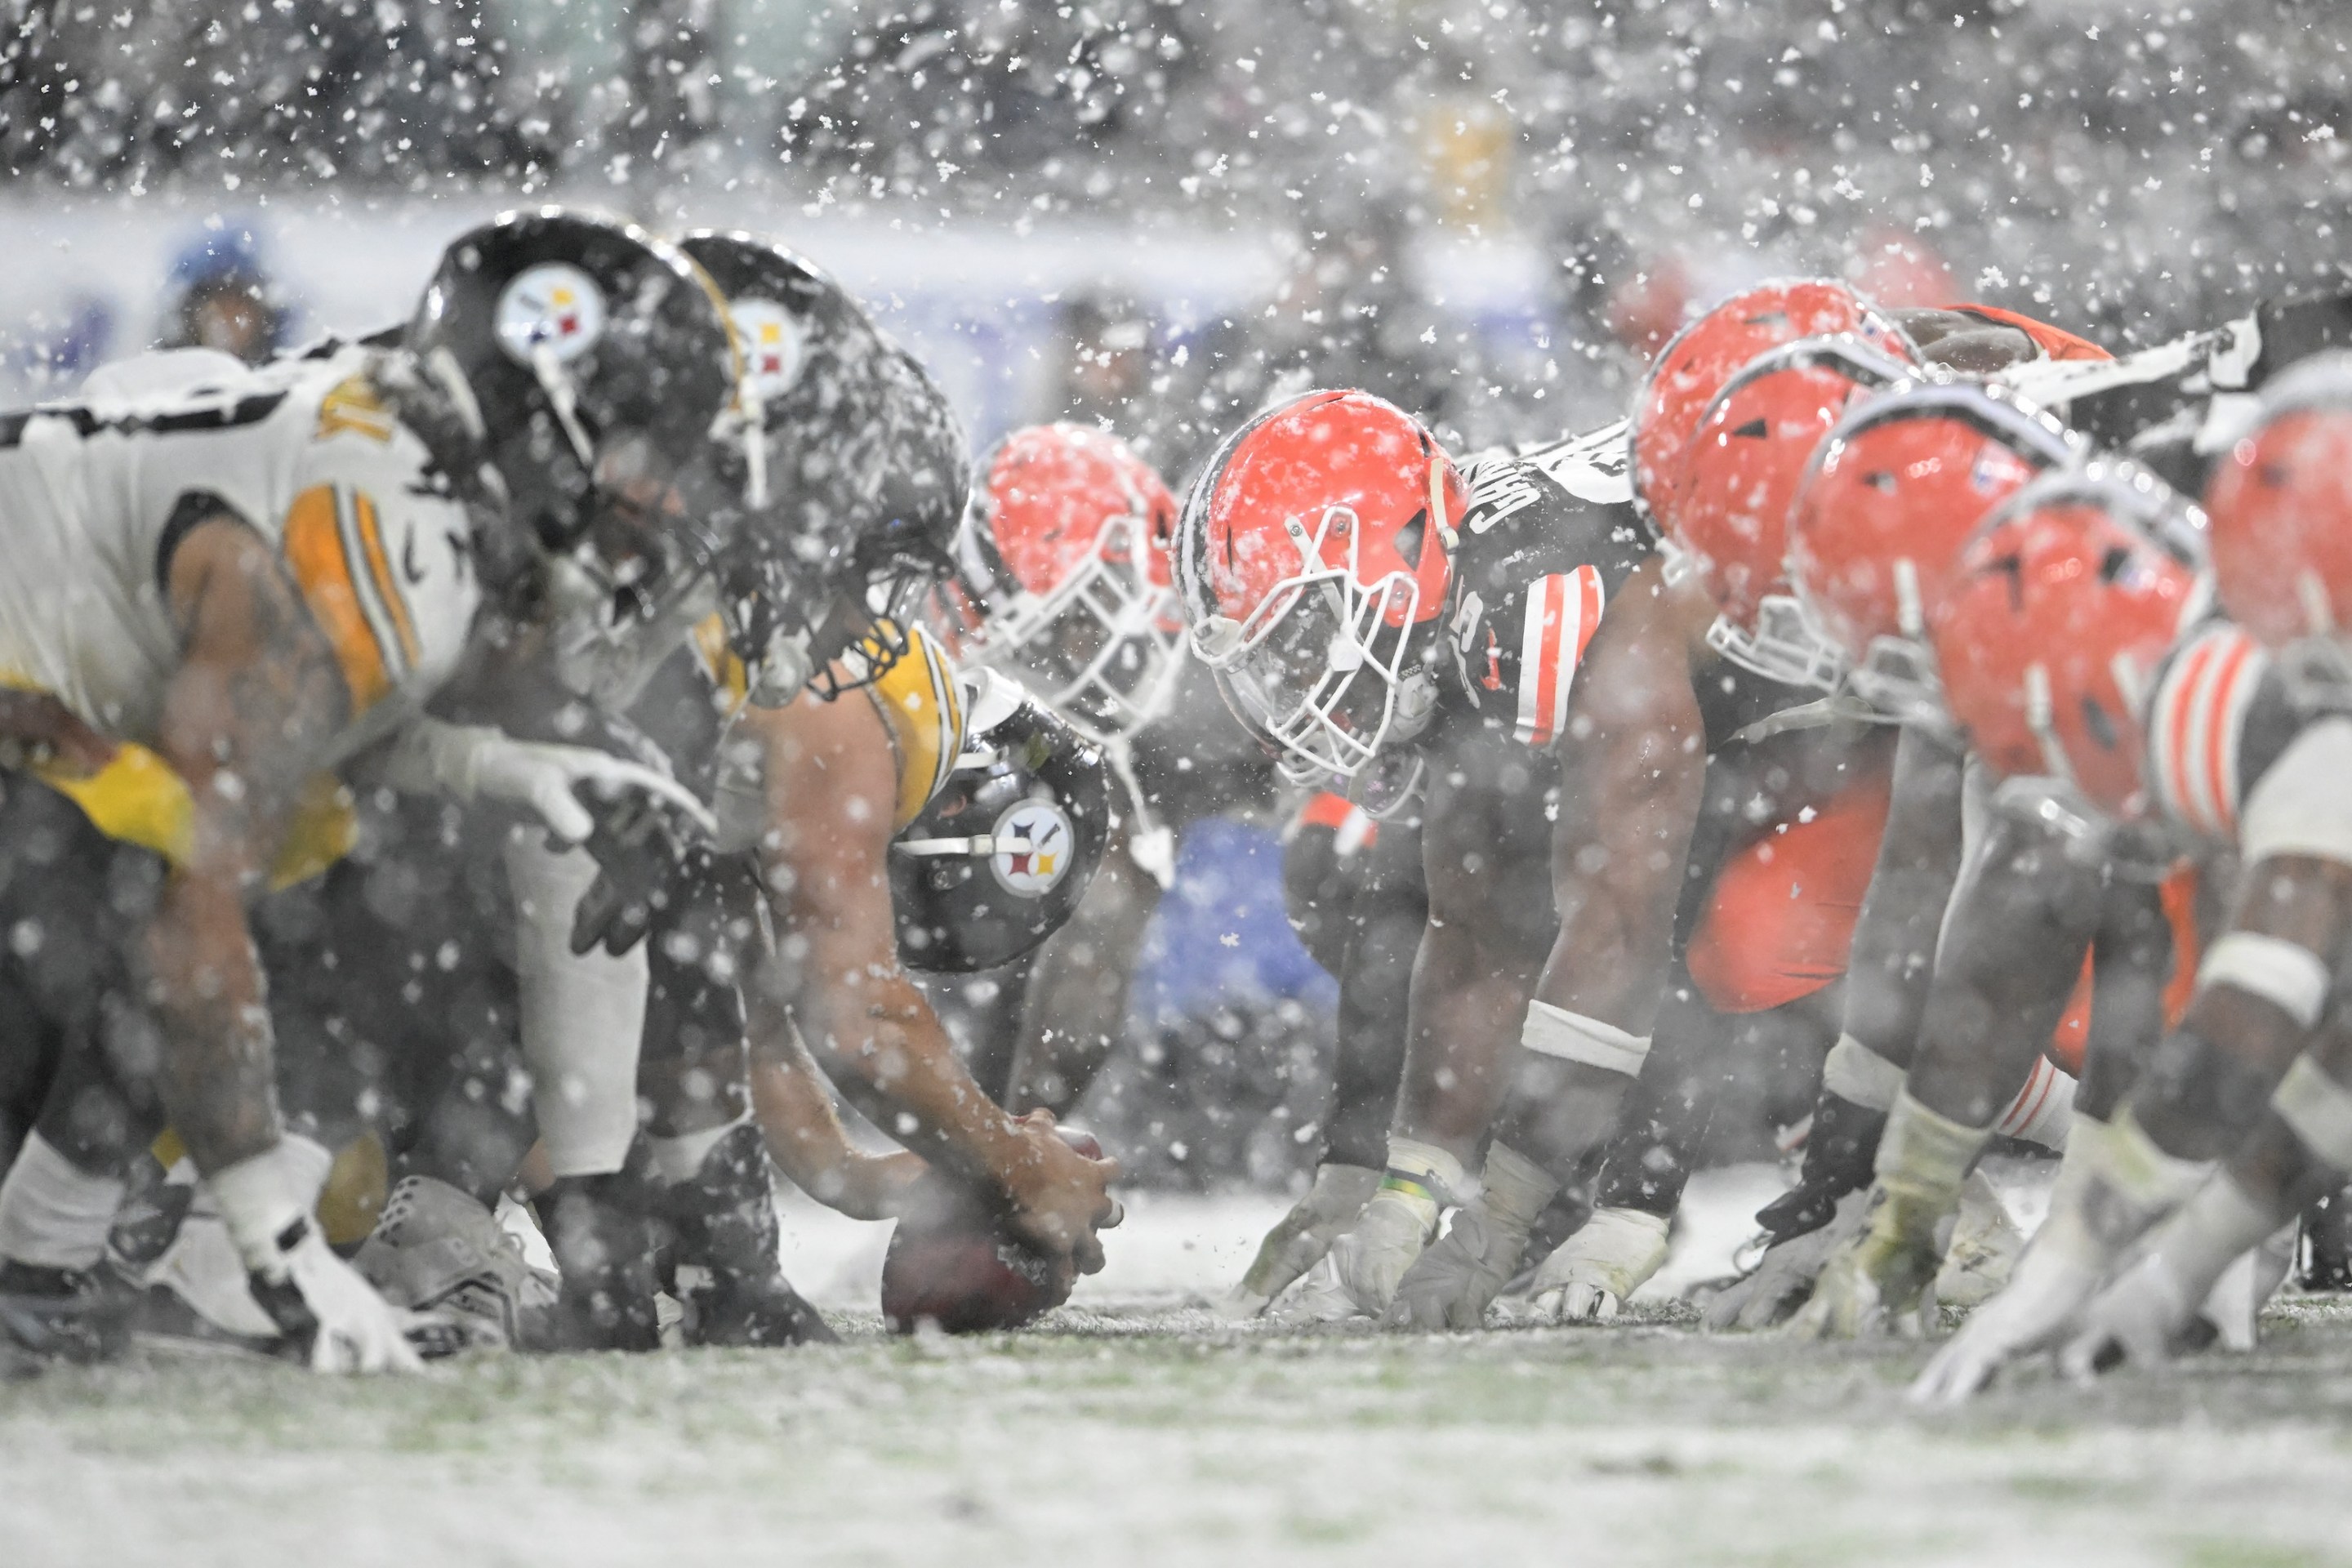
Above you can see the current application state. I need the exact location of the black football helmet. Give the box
[403,207,758,639]
[677,229,971,704]
[890,672,1110,973]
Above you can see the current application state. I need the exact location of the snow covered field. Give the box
[8,1167,2352,1567]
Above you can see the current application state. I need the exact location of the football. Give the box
[879,1130,1104,1334]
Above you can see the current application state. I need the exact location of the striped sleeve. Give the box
[2145,624,2270,841]
[1512,565,1607,749]
[281,483,424,715]
[864,625,969,830]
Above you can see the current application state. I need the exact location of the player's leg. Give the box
[1792,800,2104,1339]
[634,859,833,1347]
[0,774,171,1361]
[1227,804,1423,1315]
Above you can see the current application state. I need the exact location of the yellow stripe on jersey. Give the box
[283,484,394,712]
[859,623,969,831]
[350,492,422,669]
[693,612,751,717]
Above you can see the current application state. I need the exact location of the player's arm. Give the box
[149,514,352,1173]
[1487,555,1712,1168]
[748,1022,929,1222]
[738,686,1120,1270]
[147,512,419,1370]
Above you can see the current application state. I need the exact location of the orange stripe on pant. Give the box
[1686,767,1895,1015]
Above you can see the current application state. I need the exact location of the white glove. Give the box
[1388,1143,1558,1331]
[1909,1114,2207,1405]
[2058,1173,2292,1379]
[1517,1206,1672,1324]
[2055,1249,2199,1381]
[1702,1187,1871,1331]
[1220,1164,1379,1319]
[1930,1169,2027,1311]
[372,718,715,845]
[1281,1191,1432,1322]
[208,1139,423,1374]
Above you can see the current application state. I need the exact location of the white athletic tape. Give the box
[1521,1000,1651,1078]
[506,835,651,1179]
[2238,717,2352,871]
[0,1131,129,1271]
[2197,931,2332,1030]
[1821,1032,1907,1112]
[2272,1054,2352,1172]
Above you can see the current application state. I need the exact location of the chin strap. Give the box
[1106,737,1174,888]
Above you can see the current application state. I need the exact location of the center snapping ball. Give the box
[880,1129,1106,1334]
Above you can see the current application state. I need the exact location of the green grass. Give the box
[9,1305,2352,1566]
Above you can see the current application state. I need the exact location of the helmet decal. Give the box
[493,261,607,366]
[990,797,1075,896]
[729,297,806,403]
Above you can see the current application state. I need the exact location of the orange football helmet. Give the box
[1672,333,1920,688]
[1935,462,2206,817]
[1174,390,1464,782]
[1788,380,2084,722]
[1631,278,1912,530]
[954,423,1182,746]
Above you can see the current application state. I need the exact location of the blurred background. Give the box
[2,0,2345,1183]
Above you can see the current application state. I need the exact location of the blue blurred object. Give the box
[168,221,272,292]
[163,220,292,360]
[1129,816,1335,1031]
[15,294,116,385]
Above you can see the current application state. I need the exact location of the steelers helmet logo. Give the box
[729,297,806,403]
[494,261,608,366]
[990,799,1074,897]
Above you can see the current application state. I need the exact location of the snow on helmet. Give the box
[405,207,757,627]
[1174,389,1465,784]
[1935,461,2206,817]
[1673,333,1921,690]
[890,672,1111,973]
[679,229,970,706]
[1788,379,2085,724]
[2205,351,2352,654]
[952,423,1183,748]
[1631,277,1913,530]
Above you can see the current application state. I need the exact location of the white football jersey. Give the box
[0,345,481,756]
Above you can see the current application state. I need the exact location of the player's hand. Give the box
[1284,1192,1432,1322]
[1000,1111,1122,1276]
[1703,1187,1869,1331]
[1517,1206,1672,1325]
[473,736,715,848]
[1908,1236,2108,1405]
[1220,1163,1379,1319]
[568,789,725,957]
[1781,1184,1946,1340]
[1386,1200,1526,1331]
[2056,1250,2199,1382]
[247,1216,426,1374]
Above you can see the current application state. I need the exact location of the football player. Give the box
[0,207,763,1370]
[1915,358,2352,1397]
[928,422,1192,1111]
[1173,278,1915,1326]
